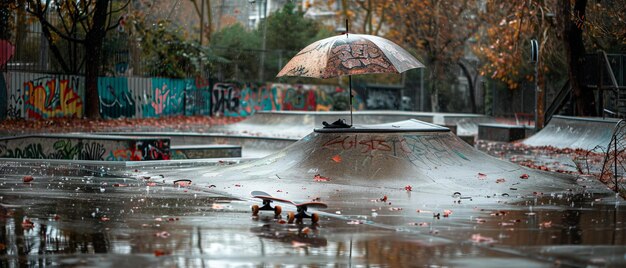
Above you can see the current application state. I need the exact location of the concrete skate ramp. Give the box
[456,117,499,136]
[93,132,297,158]
[522,116,619,151]
[214,111,489,138]
[0,133,170,161]
[160,119,610,227]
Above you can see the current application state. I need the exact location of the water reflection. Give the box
[1,167,626,266]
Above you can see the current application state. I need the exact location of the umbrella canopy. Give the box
[277,34,424,79]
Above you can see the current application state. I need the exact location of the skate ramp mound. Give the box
[162,119,612,227]
[202,120,581,192]
[213,111,489,139]
[523,116,619,151]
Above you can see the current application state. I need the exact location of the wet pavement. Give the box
[2,119,626,267]
[0,161,625,267]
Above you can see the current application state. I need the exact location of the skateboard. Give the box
[251,191,328,224]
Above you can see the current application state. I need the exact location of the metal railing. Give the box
[599,119,626,195]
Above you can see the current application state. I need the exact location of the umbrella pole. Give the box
[345,18,353,127]
[349,75,353,126]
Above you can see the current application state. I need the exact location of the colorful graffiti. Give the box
[98,77,200,119]
[211,83,240,116]
[105,139,170,161]
[2,71,369,120]
[281,86,317,111]
[23,75,84,119]
[211,83,364,117]
[99,77,135,118]
[1,72,84,119]
[0,136,170,161]
[239,84,281,116]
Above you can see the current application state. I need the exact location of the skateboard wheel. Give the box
[252,205,260,216]
[274,205,282,216]
[287,212,295,224]
[311,213,319,223]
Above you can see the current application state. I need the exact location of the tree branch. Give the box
[105,17,123,32]
[374,3,386,35]
[26,2,86,43]
[108,0,131,15]
[55,1,72,36]
[190,0,202,17]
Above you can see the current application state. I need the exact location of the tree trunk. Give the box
[83,0,110,119]
[458,61,477,113]
[84,45,100,119]
[561,0,595,116]
[15,0,26,60]
[429,65,439,112]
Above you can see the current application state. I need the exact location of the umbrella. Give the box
[277,20,424,127]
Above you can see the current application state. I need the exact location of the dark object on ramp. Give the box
[322,119,351,129]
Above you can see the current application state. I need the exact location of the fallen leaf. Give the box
[539,221,552,228]
[22,175,34,183]
[154,249,169,256]
[174,180,192,187]
[471,233,495,244]
[331,155,342,163]
[313,174,330,182]
[21,219,34,229]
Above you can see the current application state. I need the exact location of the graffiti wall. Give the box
[366,87,401,110]
[0,71,368,120]
[98,76,207,119]
[171,145,242,159]
[210,83,364,117]
[0,135,170,161]
[1,71,84,119]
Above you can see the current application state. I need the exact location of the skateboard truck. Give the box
[287,204,320,224]
[251,199,282,217]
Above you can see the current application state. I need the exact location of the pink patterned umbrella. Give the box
[277,34,423,79]
[277,25,424,126]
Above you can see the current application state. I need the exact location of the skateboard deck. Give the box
[251,191,327,209]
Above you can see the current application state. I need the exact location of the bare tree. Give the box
[25,0,130,119]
